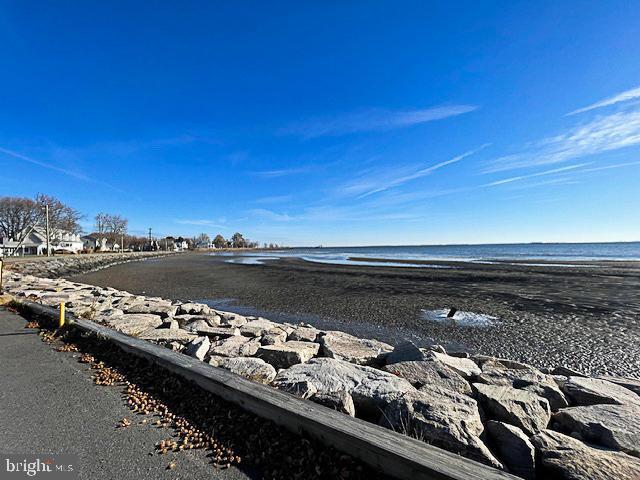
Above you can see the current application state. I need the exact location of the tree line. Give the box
[0,194,82,240]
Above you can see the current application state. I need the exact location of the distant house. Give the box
[0,228,83,256]
[81,234,120,252]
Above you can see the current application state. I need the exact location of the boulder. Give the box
[473,383,551,435]
[385,340,429,364]
[382,361,471,395]
[103,313,163,336]
[177,302,211,315]
[288,326,321,342]
[595,375,640,397]
[216,357,277,384]
[320,331,392,366]
[429,351,481,379]
[257,341,320,370]
[531,429,640,480]
[184,336,210,361]
[137,328,198,343]
[209,336,261,358]
[309,390,356,417]
[380,387,502,469]
[273,358,415,418]
[240,318,281,337]
[183,319,210,333]
[478,358,568,411]
[485,421,535,480]
[196,325,241,338]
[260,327,288,345]
[218,311,248,327]
[124,301,178,318]
[560,376,640,407]
[553,404,640,457]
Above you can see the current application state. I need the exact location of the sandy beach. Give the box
[71,252,640,378]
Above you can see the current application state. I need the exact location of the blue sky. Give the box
[1,1,639,246]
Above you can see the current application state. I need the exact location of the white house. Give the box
[0,228,83,256]
[81,235,120,252]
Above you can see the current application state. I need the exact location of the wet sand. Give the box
[72,253,640,378]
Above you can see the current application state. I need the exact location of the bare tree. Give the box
[35,194,82,235]
[193,233,210,248]
[106,214,128,249]
[0,197,38,240]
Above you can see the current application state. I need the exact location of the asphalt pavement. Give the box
[0,307,254,480]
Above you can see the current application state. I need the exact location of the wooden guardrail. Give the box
[16,300,518,480]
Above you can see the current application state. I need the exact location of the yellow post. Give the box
[59,302,65,328]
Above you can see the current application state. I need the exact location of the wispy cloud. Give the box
[280,105,477,138]
[566,86,640,116]
[339,144,490,199]
[483,163,592,187]
[175,219,227,229]
[254,194,294,205]
[0,146,90,181]
[248,209,293,222]
[251,166,316,178]
[484,110,640,173]
[578,160,640,173]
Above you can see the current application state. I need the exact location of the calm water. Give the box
[218,242,640,267]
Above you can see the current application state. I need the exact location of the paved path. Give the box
[0,307,254,480]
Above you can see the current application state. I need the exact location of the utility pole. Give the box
[45,204,50,257]
[148,228,152,250]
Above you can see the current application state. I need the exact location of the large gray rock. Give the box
[559,376,640,407]
[385,341,429,364]
[184,336,210,361]
[309,390,356,417]
[257,341,320,369]
[260,327,288,345]
[485,421,535,480]
[288,326,321,342]
[103,313,163,336]
[320,331,392,366]
[553,404,640,457]
[137,328,198,343]
[382,361,471,395]
[240,318,281,337]
[478,358,568,411]
[380,387,502,469]
[216,357,277,384]
[209,336,261,357]
[273,358,415,417]
[531,429,640,480]
[430,351,481,379]
[124,301,177,318]
[177,302,212,316]
[217,311,248,327]
[474,383,551,435]
[595,375,640,397]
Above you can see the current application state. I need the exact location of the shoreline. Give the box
[70,253,640,378]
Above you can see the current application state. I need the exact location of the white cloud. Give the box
[0,146,90,181]
[339,144,490,199]
[567,86,640,116]
[484,110,640,173]
[483,163,592,187]
[251,166,316,178]
[249,209,293,222]
[175,219,227,228]
[280,105,477,138]
[254,194,294,205]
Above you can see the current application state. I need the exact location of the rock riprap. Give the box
[4,258,640,480]
[531,429,640,480]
